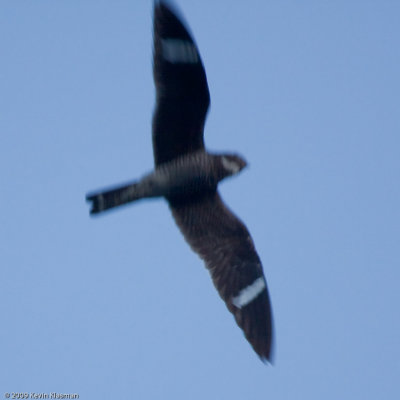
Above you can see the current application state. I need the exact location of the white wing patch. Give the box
[232,277,266,309]
[161,39,199,64]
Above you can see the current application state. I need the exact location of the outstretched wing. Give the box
[152,1,210,166]
[169,192,273,362]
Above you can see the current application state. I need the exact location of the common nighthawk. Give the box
[86,0,273,362]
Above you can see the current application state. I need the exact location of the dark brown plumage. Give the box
[152,1,210,165]
[170,192,273,360]
[86,0,274,362]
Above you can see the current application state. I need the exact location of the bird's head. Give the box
[220,154,247,177]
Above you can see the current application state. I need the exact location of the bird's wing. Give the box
[152,1,210,166]
[169,192,273,362]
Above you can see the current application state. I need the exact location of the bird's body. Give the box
[87,0,274,362]
[86,151,246,212]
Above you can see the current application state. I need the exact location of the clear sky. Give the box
[1,0,399,399]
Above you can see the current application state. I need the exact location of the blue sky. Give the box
[1,0,399,398]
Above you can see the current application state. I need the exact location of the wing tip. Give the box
[153,0,194,43]
[154,0,183,22]
[234,288,275,365]
[251,334,274,365]
[259,343,275,365]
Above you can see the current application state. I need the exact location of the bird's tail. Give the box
[86,181,143,215]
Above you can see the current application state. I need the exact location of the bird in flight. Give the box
[86,0,273,362]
